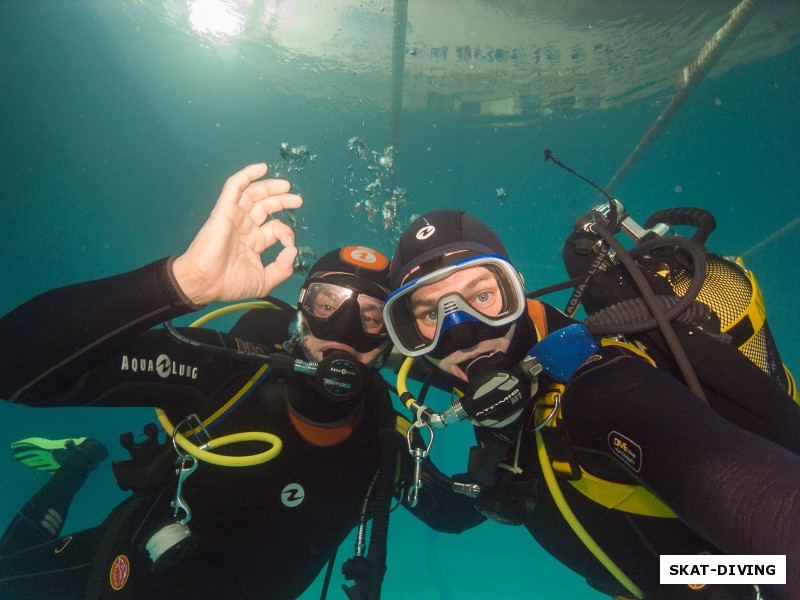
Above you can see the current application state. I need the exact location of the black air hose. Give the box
[364,427,397,597]
[342,398,399,600]
[585,296,720,336]
[591,219,708,401]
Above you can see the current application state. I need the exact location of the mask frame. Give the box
[384,255,526,357]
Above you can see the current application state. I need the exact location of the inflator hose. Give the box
[156,407,281,467]
[155,302,286,466]
[536,430,645,598]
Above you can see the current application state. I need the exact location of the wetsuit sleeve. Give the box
[0,258,207,405]
[562,347,800,597]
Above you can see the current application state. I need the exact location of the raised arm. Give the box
[172,163,301,304]
[0,164,302,405]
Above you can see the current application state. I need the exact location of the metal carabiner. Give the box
[527,391,561,432]
[405,421,434,508]
[171,455,198,524]
[171,413,211,460]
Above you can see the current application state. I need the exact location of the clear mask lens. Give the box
[301,282,386,335]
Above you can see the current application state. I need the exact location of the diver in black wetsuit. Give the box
[0,164,481,600]
[382,209,800,600]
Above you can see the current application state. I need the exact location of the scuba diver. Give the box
[0,164,480,600]
[382,199,800,600]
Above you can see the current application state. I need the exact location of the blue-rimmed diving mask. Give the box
[384,255,527,359]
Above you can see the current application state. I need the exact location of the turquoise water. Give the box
[1,2,798,599]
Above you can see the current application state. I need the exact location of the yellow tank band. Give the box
[784,365,798,403]
[723,262,766,345]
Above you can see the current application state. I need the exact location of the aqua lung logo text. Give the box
[565,250,607,315]
[330,365,356,376]
[120,354,198,380]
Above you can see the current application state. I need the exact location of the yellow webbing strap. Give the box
[564,468,675,518]
[391,415,413,491]
[395,414,413,436]
[599,338,656,366]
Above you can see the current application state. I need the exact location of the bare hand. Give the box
[172,163,303,305]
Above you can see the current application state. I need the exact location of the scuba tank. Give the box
[540,149,796,400]
[560,200,796,399]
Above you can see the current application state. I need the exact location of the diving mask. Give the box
[298,277,388,353]
[384,255,527,358]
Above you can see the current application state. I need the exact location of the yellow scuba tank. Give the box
[660,253,796,399]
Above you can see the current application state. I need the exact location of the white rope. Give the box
[145,522,192,562]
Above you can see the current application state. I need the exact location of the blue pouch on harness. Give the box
[524,324,600,384]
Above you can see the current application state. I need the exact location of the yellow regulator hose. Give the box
[155,302,285,466]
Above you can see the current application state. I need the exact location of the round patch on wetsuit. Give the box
[281,483,306,507]
[109,554,131,590]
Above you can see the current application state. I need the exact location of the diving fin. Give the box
[10,436,107,473]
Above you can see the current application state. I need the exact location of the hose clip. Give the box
[405,420,434,508]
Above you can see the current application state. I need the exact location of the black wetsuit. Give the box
[0,258,481,600]
[465,301,800,600]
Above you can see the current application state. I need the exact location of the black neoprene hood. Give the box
[389,210,509,290]
[307,246,391,296]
